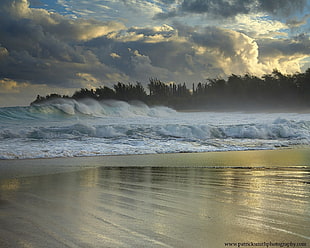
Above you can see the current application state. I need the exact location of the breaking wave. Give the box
[1,117,310,141]
[1,102,310,159]
[0,99,176,120]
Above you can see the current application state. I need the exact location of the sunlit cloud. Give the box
[113,24,179,43]
[0,0,309,106]
[0,78,29,94]
[76,73,100,85]
[110,52,121,59]
[225,13,289,38]
[0,78,74,106]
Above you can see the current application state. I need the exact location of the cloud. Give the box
[188,26,263,75]
[110,52,121,59]
[1,0,30,18]
[258,34,310,58]
[180,0,254,17]
[55,0,164,27]
[120,0,162,14]
[0,0,125,42]
[46,18,125,42]
[223,14,288,38]
[128,49,171,80]
[0,0,309,107]
[114,24,179,43]
[76,73,100,85]
[259,0,308,17]
[286,14,310,28]
[254,33,310,74]
[0,0,125,89]
[154,0,309,20]
[28,0,44,7]
[0,78,29,93]
[0,46,9,59]
[85,25,261,81]
[69,21,310,82]
[0,78,74,106]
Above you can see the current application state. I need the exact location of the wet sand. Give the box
[0,149,309,247]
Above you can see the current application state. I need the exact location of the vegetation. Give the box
[31,68,310,110]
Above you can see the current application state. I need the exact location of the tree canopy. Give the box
[31,68,310,111]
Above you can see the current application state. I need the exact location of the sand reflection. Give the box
[0,152,309,247]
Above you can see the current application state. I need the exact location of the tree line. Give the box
[31,68,310,110]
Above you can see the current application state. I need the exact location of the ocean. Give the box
[1,99,310,159]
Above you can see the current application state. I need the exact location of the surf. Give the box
[0,99,176,121]
[1,102,310,159]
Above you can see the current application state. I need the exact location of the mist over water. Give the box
[1,99,310,159]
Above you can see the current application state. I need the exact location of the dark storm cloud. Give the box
[258,34,310,58]
[259,0,307,17]
[84,25,264,81]
[190,26,237,56]
[155,0,309,19]
[1,0,309,97]
[0,0,126,88]
[83,27,195,81]
[181,0,253,17]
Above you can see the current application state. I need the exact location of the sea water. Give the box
[1,99,310,159]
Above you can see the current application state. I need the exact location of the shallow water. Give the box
[0,151,309,247]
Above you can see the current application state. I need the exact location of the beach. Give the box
[0,149,309,247]
[1,0,310,246]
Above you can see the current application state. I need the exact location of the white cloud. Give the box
[109,31,145,42]
[189,26,310,77]
[225,13,289,38]
[257,35,310,74]
[108,24,179,44]
[260,54,308,74]
[55,0,164,27]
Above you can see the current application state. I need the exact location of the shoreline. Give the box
[0,145,303,162]
[0,148,309,247]
[1,147,310,180]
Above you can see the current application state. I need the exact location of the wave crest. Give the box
[0,99,176,120]
[1,119,310,141]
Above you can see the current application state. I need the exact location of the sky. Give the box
[0,0,310,106]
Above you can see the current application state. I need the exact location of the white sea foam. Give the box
[1,100,310,159]
[0,99,176,121]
